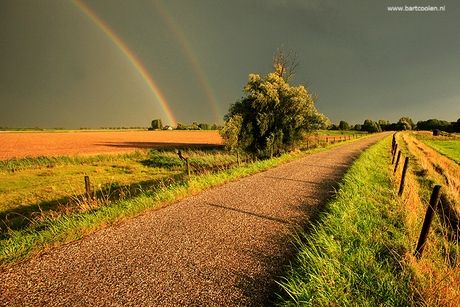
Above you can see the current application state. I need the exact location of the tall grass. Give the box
[0,151,145,173]
[413,131,460,166]
[396,132,460,305]
[276,135,418,306]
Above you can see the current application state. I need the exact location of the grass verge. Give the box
[275,134,418,306]
[396,132,460,305]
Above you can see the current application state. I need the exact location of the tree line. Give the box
[149,119,221,131]
[333,117,460,133]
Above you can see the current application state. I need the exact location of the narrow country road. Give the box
[0,133,390,306]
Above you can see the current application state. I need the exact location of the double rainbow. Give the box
[71,0,177,126]
[156,1,224,123]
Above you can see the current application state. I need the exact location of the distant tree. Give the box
[378,119,390,131]
[397,117,414,131]
[339,120,350,131]
[362,119,381,133]
[176,122,188,130]
[189,122,200,130]
[453,118,460,132]
[151,119,163,130]
[328,124,339,130]
[199,123,210,130]
[221,46,327,156]
[417,118,453,132]
[211,123,219,130]
[354,124,362,131]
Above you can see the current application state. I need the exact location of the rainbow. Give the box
[156,1,224,123]
[70,0,177,126]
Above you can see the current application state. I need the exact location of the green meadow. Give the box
[422,139,460,165]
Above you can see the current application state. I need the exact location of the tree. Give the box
[220,115,243,152]
[189,122,200,130]
[199,123,210,130]
[211,123,219,130]
[151,119,163,130]
[176,122,188,130]
[362,119,381,133]
[271,45,300,83]
[339,120,350,131]
[397,117,414,131]
[378,119,390,131]
[417,118,453,132]
[453,118,460,132]
[221,47,327,156]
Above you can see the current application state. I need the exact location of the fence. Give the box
[391,132,443,258]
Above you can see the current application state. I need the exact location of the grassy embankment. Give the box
[276,132,460,305]
[0,133,369,268]
[398,131,460,305]
[275,134,417,305]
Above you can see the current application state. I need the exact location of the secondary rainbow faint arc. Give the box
[156,1,224,123]
[71,0,177,126]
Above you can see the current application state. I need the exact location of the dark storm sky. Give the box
[1,0,459,128]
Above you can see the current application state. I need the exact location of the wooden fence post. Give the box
[186,158,191,176]
[392,144,399,163]
[84,176,91,202]
[414,185,442,258]
[394,151,402,172]
[398,157,410,196]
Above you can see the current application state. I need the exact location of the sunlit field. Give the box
[414,131,460,165]
[0,130,370,267]
[0,130,222,160]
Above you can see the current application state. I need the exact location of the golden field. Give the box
[0,130,223,160]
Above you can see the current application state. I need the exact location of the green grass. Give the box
[275,135,418,306]
[421,140,460,165]
[412,131,460,165]
[0,146,237,236]
[316,130,368,136]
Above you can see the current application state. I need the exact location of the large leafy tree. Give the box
[221,47,327,156]
[397,117,414,130]
[362,119,381,133]
[151,119,163,130]
[339,120,350,131]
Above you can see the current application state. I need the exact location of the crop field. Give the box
[0,130,223,160]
